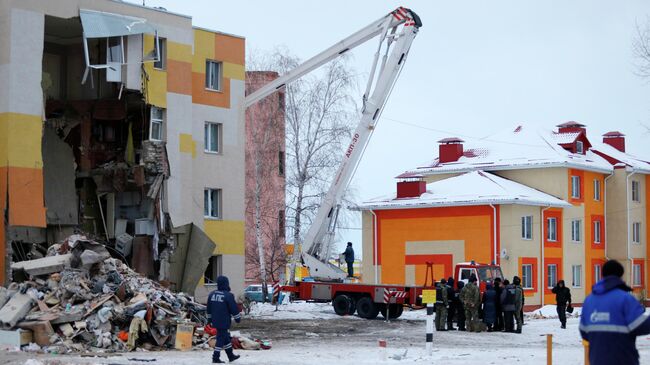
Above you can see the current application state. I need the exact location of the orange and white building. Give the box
[356,122,650,308]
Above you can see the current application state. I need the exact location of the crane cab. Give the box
[454,261,504,293]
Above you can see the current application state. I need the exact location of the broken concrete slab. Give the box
[0,329,33,347]
[11,254,73,276]
[0,293,35,329]
[16,321,54,346]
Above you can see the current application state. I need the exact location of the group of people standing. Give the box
[434,274,525,333]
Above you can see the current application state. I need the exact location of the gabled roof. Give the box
[354,171,571,211]
[591,142,650,173]
[397,124,613,178]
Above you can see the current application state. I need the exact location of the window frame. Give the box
[149,106,164,141]
[632,222,641,244]
[521,215,533,240]
[204,122,222,154]
[205,59,223,91]
[547,217,558,242]
[571,175,581,199]
[632,180,640,202]
[571,219,581,243]
[522,264,533,289]
[547,264,558,289]
[594,264,601,283]
[153,37,166,70]
[593,220,601,244]
[204,188,223,219]
[278,150,285,176]
[593,179,601,201]
[572,265,582,288]
[278,210,285,237]
[576,140,584,154]
[633,264,642,287]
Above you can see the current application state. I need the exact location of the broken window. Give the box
[154,38,166,70]
[278,210,285,237]
[205,60,222,91]
[204,255,223,284]
[204,188,222,219]
[278,151,285,176]
[204,122,221,153]
[150,107,164,141]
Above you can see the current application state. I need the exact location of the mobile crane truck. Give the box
[245,7,503,319]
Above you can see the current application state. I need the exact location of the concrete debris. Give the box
[2,234,210,354]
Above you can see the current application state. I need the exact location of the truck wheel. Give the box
[380,304,404,319]
[356,297,379,319]
[347,298,357,315]
[332,294,351,316]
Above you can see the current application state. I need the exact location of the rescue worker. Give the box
[207,276,241,363]
[435,278,448,331]
[446,277,456,330]
[551,280,571,329]
[455,281,466,331]
[460,274,480,332]
[343,242,355,278]
[482,283,497,332]
[493,277,504,331]
[513,276,524,334]
[500,279,515,332]
[581,260,650,365]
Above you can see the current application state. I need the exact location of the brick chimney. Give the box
[556,121,586,134]
[396,180,427,199]
[602,131,625,152]
[438,137,464,163]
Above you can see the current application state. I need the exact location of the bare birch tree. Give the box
[632,20,650,132]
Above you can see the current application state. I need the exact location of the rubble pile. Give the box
[0,235,213,353]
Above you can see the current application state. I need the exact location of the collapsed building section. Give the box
[1,0,247,299]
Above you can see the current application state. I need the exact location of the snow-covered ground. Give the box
[5,302,650,365]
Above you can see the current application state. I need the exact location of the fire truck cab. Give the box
[454,261,504,293]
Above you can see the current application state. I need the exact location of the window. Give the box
[154,37,166,70]
[204,188,222,219]
[572,265,582,287]
[632,180,640,202]
[594,264,601,282]
[547,264,557,288]
[278,210,285,237]
[150,106,163,141]
[521,216,533,240]
[593,179,601,201]
[633,264,642,287]
[204,122,221,153]
[204,255,222,283]
[594,220,601,244]
[632,222,641,244]
[571,219,581,243]
[205,60,222,91]
[547,217,557,242]
[576,141,584,154]
[278,151,285,176]
[522,264,533,289]
[571,175,581,199]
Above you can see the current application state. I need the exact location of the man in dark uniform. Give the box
[455,281,466,331]
[207,276,241,363]
[343,242,355,277]
[493,277,504,331]
[552,280,571,329]
[446,277,456,330]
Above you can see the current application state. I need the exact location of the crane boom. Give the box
[244,7,421,281]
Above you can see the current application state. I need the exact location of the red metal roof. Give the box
[603,131,625,137]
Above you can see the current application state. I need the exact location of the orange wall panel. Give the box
[167,60,192,95]
[191,73,231,108]
[8,167,46,227]
[214,34,245,65]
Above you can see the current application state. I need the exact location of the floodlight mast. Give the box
[244,7,421,281]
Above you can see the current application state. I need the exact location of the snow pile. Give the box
[526,305,581,319]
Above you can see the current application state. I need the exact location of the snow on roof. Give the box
[354,171,571,211]
[398,124,613,178]
[549,132,580,145]
[591,142,650,173]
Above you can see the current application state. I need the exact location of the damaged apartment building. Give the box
[0,0,247,299]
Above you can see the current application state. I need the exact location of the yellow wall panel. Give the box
[143,35,168,108]
[204,219,245,255]
[167,41,192,63]
[192,29,215,73]
[179,133,196,158]
[223,62,245,81]
[0,113,43,168]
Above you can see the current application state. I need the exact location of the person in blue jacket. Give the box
[207,276,242,363]
[580,260,650,365]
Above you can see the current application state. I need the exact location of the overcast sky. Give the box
[129,0,650,253]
